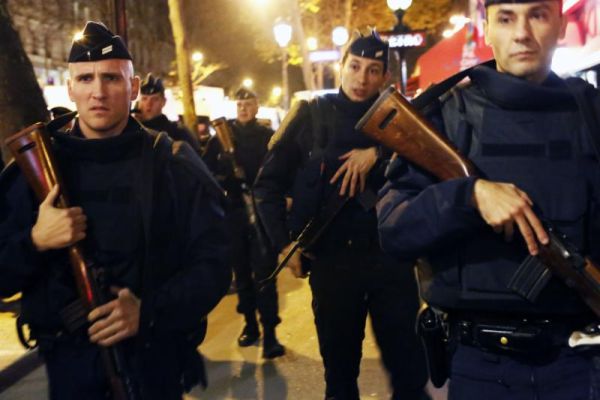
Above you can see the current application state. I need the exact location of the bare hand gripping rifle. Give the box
[5,122,139,400]
[356,86,600,318]
[211,117,270,256]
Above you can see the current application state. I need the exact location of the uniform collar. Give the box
[469,63,576,110]
[54,117,144,161]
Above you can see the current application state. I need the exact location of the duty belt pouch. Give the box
[417,307,449,388]
[469,321,554,355]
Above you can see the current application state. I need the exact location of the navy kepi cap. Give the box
[68,21,132,62]
[348,30,389,71]
[140,73,164,95]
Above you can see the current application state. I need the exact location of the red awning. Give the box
[415,25,493,91]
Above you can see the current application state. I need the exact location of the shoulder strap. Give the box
[308,95,335,156]
[412,59,495,111]
[154,132,226,202]
[136,129,159,339]
[565,79,600,164]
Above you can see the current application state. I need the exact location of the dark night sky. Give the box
[183,0,305,100]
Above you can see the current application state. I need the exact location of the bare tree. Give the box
[168,0,196,132]
[0,0,48,161]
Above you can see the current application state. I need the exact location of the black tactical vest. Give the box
[425,67,598,314]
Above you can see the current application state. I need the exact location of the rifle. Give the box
[211,117,270,255]
[259,184,378,288]
[356,86,600,318]
[5,123,140,400]
[259,190,350,287]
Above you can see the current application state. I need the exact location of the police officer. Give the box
[0,21,230,399]
[138,73,201,152]
[195,115,211,153]
[254,32,427,399]
[203,88,284,359]
[378,0,600,398]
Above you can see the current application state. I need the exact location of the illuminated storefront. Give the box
[414,0,600,91]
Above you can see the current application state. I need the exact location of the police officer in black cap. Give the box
[0,21,229,399]
[138,73,201,152]
[379,0,600,398]
[203,88,285,358]
[254,32,427,399]
[195,115,212,153]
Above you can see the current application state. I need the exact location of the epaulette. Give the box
[268,100,310,150]
[152,132,225,201]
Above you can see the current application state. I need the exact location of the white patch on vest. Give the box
[102,45,113,55]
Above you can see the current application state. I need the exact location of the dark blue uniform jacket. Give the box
[378,65,600,315]
[0,118,230,397]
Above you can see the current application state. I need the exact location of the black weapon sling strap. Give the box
[565,79,600,166]
[412,60,495,111]
[139,132,215,390]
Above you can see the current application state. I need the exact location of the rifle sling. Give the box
[565,80,600,166]
[412,60,496,111]
[136,130,158,337]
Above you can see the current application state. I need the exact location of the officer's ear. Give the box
[67,78,74,102]
[384,70,391,82]
[483,18,490,46]
[558,10,568,39]
[130,75,140,102]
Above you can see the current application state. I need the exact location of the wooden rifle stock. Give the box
[356,86,477,180]
[356,86,600,318]
[5,123,139,399]
[211,117,270,254]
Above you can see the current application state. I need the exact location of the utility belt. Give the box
[417,307,595,388]
[450,312,590,355]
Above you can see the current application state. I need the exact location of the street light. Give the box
[273,20,292,48]
[242,78,254,88]
[332,26,349,47]
[272,86,282,97]
[387,0,412,11]
[191,51,204,63]
[73,31,84,41]
[307,37,318,51]
[388,0,413,95]
[273,19,292,110]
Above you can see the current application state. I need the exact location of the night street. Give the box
[0,271,446,399]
